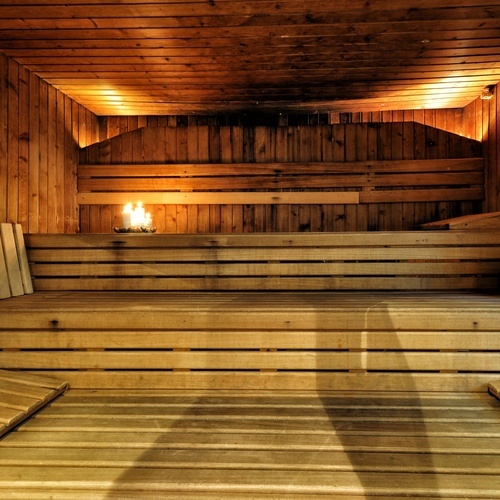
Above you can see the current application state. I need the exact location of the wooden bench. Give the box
[0,231,499,392]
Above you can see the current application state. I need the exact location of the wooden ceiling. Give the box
[1,0,500,116]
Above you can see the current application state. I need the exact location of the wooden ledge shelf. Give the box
[78,191,360,205]
[420,211,500,230]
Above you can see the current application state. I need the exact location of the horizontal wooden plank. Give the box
[28,261,500,277]
[24,231,500,248]
[28,276,499,291]
[1,351,497,371]
[9,427,500,454]
[78,172,482,191]
[26,246,500,262]
[77,159,485,177]
[359,187,484,203]
[24,371,496,392]
[1,466,499,497]
[1,447,498,474]
[2,330,499,351]
[77,191,360,205]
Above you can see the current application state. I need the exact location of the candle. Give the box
[144,213,153,229]
[121,203,133,228]
[135,202,145,223]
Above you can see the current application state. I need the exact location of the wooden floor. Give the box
[0,389,499,498]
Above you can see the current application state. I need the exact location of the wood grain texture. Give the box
[78,124,484,233]
[0,370,68,438]
[1,2,499,115]
[1,288,499,391]
[0,389,498,498]
[24,231,500,291]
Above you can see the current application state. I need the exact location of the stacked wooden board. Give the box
[0,223,33,299]
[23,231,500,291]
[0,232,497,392]
[2,290,499,392]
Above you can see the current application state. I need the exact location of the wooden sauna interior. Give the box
[0,1,500,498]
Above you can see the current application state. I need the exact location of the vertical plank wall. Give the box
[1,51,499,234]
[0,53,100,234]
[463,95,500,214]
[80,121,483,233]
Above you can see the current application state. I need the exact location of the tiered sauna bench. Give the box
[0,231,499,498]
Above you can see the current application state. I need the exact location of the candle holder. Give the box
[113,226,157,233]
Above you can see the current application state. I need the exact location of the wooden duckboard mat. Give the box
[0,389,499,499]
[0,370,68,438]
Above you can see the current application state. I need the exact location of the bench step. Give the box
[1,291,499,391]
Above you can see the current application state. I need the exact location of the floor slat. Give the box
[0,389,499,498]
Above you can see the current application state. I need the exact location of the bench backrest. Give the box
[25,231,500,291]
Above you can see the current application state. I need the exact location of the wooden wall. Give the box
[79,122,482,233]
[0,52,498,234]
[0,53,100,234]
[463,94,500,214]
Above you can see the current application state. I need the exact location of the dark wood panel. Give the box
[79,123,483,233]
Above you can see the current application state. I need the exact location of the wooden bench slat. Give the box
[1,350,498,372]
[29,276,500,291]
[28,261,500,277]
[23,370,499,393]
[2,330,499,351]
[1,465,499,496]
[24,231,500,247]
[26,246,500,261]
[4,232,500,392]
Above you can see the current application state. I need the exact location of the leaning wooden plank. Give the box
[0,223,24,296]
[0,233,10,299]
[13,224,33,294]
